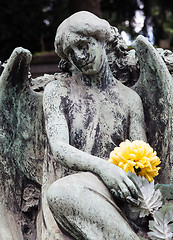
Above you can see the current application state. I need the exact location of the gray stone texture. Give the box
[0,11,173,240]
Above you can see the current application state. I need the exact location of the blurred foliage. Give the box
[101,0,173,46]
[141,0,173,46]
[42,0,70,52]
[100,0,139,39]
[0,0,173,61]
[0,0,51,61]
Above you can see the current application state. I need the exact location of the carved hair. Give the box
[55,11,138,86]
[54,11,112,59]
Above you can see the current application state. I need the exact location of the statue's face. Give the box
[63,34,106,75]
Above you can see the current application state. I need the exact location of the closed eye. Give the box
[77,41,89,51]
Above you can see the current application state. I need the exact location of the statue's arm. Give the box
[43,81,139,202]
[129,92,147,142]
[43,81,108,171]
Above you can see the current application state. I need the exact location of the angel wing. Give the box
[0,48,46,236]
[133,35,173,184]
[0,47,46,239]
[0,47,45,186]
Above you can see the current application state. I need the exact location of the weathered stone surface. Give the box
[157,48,173,77]
[1,11,173,240]
[30,73,56,92]
[0,47,45,239]
[134,35,173,184]
[44,11,146,240]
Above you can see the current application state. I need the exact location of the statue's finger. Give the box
[123,178,138,200]
[118,182,131,200]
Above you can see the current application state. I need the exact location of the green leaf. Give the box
[127,172,163,217]
[148,204,173,240]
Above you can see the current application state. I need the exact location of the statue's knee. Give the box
[47,173,93,218]
[47,177,76,216]
[47,180,64,210]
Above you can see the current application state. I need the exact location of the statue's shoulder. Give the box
[109,81,143,112]
[43,72,72,101]
[113,80,141,101]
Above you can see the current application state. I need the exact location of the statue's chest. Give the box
[63,89,129,157]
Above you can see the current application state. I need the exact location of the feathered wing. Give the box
[0,47,46,239]
[133,35,173,183]
[0,47,45,190]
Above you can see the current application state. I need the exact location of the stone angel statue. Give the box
[0,10,172,240]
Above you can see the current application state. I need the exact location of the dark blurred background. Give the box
[1,0,173,76]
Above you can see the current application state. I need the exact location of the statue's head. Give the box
[54,11,112,75]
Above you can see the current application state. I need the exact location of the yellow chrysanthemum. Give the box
[108,140,161,182]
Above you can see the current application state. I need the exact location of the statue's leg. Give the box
[47,172,139,240]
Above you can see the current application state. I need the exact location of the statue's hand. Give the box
[96,162,139,205]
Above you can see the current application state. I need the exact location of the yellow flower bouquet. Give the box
[109,140,161,182]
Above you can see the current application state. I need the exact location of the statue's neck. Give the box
[81,60,115,90]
